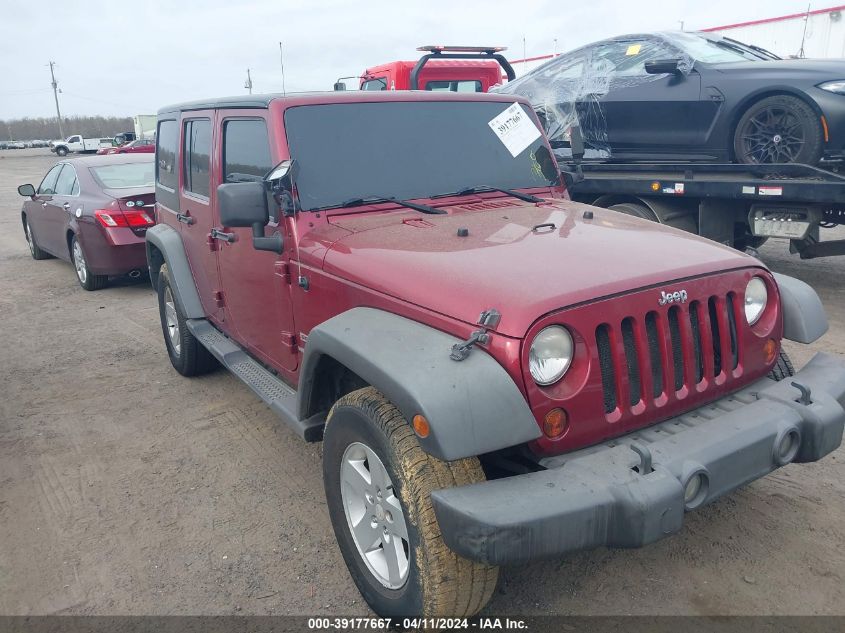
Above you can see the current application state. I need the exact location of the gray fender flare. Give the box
[299,307,541,461]
[774,273,828,344]
[145,223,205,319]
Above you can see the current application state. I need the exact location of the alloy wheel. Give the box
[25,222,35,256]
[340,441,410,589]
[72,240,88,285]
[163,286,181,357]
[738,105,806,163]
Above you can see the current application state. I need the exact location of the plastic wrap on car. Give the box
[494,36,693,159]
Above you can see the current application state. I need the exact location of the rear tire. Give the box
[767,350,795,381]
[608,202,657,222]
[71,235,107,291]
[322,387,498,617]
[733,95,823,165]
[156,264,217,376]
[23,216,51,260]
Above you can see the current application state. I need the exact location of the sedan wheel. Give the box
[23,218,50,260]
[70,236,107,291]
[734,95,823,165]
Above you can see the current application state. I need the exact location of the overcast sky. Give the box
[0,0,818,120]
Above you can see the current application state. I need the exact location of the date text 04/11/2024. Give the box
[306,617,528,630]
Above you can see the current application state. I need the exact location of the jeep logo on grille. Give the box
[658,289,688,305]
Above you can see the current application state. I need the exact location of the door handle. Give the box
[41,202,48,207]
[63,202,71,210]
[210,228,237,243]
[176,212,195,225]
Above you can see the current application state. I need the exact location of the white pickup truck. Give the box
[50,135,112,156]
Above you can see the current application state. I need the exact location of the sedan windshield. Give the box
[283,101,557,211]
[666,32,779,63]
[90,162,154,189]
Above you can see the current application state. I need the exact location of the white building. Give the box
[703,4,845,59]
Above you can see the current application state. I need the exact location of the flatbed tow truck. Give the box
[562,147,845,259]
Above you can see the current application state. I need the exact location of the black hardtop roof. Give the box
[158,90,523,116]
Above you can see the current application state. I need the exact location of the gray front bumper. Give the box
[431,353,845,566]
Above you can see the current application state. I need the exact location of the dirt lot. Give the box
[0,148,843,616]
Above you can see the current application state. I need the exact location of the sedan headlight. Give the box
[529,326,574,385]
[744,277,768,325]
[818,80,845,95]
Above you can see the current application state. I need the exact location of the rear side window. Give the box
[425,80,482,92]
[54,164,78,196]
[156,120,178,191]
[223,119,273,183]
[183,119,211,198]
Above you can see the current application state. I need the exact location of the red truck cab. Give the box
[336,45,515,92]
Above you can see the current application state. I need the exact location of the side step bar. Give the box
[186,319,325,441]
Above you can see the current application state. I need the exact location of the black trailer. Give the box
[564,161,845,259]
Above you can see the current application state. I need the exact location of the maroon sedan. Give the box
[18,154,155,290]
[105,138,155,155]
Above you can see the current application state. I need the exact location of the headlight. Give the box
[819,80,845,95]
[744,277,768,325]
[529,326,574,385]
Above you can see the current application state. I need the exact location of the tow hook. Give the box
[791,381,813,405]
[450,308,501,361]
[629,441,654,475]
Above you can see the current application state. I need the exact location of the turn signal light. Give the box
[763,338,778,364]
[543,408,568,439]
[412,414,430,438]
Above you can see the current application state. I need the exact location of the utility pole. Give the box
[522,36,527,74]
[48,61,64,139]
[244,68,253,94]
[279,42,287,95]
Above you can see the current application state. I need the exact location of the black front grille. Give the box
[597,294,740,414]
[596,325,617,413]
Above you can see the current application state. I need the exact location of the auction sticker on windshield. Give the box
[488,103,541,158]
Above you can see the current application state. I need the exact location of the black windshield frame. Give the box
[282,101,557,211]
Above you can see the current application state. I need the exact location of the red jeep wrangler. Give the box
[146,90,845,618]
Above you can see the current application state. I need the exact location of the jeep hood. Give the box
[321,199,757,338]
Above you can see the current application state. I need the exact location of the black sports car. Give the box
[497,30,845,165]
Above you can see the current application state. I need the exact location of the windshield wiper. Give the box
[337,196,445,215]
[723,36,780,60]
[432,185,543,203]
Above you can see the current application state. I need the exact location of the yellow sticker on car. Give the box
[626,44,642,56]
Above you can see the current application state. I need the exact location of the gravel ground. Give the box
[0,148,843,616]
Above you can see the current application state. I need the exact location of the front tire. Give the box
[733,95,823,165]
[322,387,498,618]
[71,235,107,291]
[55,146,69,157]
[767,350,795,381]
[156,264,217,376]
[23,216,51,260]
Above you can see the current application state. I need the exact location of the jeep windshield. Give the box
[283,101,557,211]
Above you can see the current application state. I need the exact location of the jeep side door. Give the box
[213,111,299,374]
[178,113,224,323]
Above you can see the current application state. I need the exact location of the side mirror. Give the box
[217,181,283,254]
[333,81,347,91]
[18,183,36,198]
[645,58,683,75]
